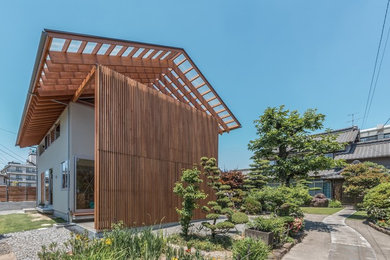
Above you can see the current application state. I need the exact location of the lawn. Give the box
[300,207,343,215]
[0,213,58,234]
[347,211,367,220]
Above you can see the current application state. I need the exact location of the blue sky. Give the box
[0,0,389,169]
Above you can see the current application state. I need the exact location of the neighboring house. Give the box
[0,149,37,187]
[240,125,390,201]
[16,30,240,231]
[309,125,390,201]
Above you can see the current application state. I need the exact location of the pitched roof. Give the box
[308,168,344,179]
[336,139,390,160]
[16,30,241,147]
[316,126,359,144]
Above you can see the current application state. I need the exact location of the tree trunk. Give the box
[285,176,291,187]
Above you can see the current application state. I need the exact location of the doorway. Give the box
[44,169,53,205]
[75,158,94,211]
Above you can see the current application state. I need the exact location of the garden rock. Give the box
[310,193,329,207]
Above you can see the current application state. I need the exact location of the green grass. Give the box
[0,213,58,234]
[347,211,367,221]
[300,207,343,215]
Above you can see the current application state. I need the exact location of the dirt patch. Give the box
[29,213,52,222]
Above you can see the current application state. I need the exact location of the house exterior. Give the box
[16,30,240,230]
[0,150,37,187]
[309,125,390,201]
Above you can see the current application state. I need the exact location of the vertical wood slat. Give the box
[94,65,218,231]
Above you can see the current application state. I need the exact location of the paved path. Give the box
[346,218,390,260]
[283,208,389,260]
[323,208,376,260]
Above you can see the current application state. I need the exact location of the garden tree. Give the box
[243,158,269,192]
[221,170,246,209]
[248,105,345,186]
[173,167,207,237]
[200,157,247,238]
[342,162,390,200]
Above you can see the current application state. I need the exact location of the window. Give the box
[61,161,69,189]
[55,124,60,139]
[44,135,50,149]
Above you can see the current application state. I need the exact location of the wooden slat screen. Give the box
[95,65,218,230]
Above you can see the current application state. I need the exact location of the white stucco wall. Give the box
[37,102,94,220]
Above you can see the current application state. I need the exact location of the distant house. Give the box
[240,125,390,201]
[0,149,37,187]
[309,125,390,201]
[16,30,240,230]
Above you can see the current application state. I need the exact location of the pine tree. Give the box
[200,157,235,238]
[243,158,269,192]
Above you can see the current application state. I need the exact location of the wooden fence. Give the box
[0,185,36,202]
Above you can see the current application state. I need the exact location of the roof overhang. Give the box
[16,29,241,147]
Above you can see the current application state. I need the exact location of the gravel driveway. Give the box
[1,227,71,260]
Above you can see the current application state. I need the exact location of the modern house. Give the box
[16,30,240,230]
[309,125,390,201]
[0,149,37,187]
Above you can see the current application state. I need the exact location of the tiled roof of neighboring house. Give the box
[336,139,390,160]
[316,126,359,144]
[308,168,344,179]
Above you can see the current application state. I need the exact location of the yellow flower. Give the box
[105,238,112,245]
[171,258,178,260]
[75,234,81,240]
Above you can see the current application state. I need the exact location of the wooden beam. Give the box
[72,66,96,102]
[167,68,229,131]
[48,51,170,68]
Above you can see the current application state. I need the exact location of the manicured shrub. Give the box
[232,238,270,260]
[254,185,311,212]
[363,182,390,221]
[328,200,342,208]
[276,203,303,218]
[310,193,329,207]
[248,216,288,245]
[231,211,249,224]
[241,194,262,214]
[342,162,390,200]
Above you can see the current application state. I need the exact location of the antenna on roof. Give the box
[347,113,361,126]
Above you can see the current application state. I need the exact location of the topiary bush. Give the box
[231,211,249,224]
[276,203,304,218]
[232,238,270,260]
[254,185,311,212]
[241,194,262,214]
[328,200,342,208]
[363,182,390,221]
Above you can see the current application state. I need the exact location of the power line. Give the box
[362,0,390,128]
[0,144,25,161]
[0,127,16,135]
[366,8,390,126]
[0,148,23,163]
